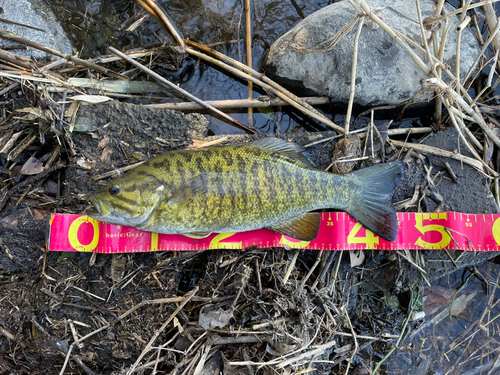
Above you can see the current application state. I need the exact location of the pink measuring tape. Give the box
[46,212,500,253]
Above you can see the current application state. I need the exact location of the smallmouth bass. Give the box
[88,137,403,241]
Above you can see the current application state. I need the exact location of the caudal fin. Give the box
[347,162,404,242]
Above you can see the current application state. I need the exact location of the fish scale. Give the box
[88,138,404,241]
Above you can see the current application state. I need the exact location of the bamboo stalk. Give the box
[108,46,258,134]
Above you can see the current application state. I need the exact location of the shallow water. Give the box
[45,0,434,134]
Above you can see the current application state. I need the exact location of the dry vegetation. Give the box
[1,0,500,374]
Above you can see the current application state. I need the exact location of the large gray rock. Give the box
[265,0,481,108]
[0,0,72,59]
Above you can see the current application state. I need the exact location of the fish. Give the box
[87,137,404,241]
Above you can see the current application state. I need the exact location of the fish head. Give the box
[87,171,166,227]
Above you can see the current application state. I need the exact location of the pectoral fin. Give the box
[166,176,207,212]
[267,212,320,241]
[183,232,212,239]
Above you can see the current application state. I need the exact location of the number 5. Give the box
[414,213,451,249]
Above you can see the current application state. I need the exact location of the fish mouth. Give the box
[86,196,110,218]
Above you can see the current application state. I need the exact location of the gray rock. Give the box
[0,0,72,59]
[265,0,481,108]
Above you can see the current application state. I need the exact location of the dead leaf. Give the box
[20,156,44,175]
[199,304,234,330]
[100,145,113,163]
[349,250,365,267]
[97,136,110,150]
[69,95,113,103]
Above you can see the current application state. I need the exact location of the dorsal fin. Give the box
[249,137,315,168]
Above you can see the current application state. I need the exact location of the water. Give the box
[44,0,432,134]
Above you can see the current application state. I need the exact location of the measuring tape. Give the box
[46,212,500,253]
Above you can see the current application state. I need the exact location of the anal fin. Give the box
[267,212,320,241]
[183,232,212,239]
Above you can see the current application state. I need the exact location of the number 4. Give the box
[347,222,379,248]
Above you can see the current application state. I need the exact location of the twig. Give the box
[0,48,32,69]
[296,250,323,294]
[282,250,300,285]
[125,286,199,375]
[424,78,500,151]
[444,161,458,183]
[59,288,199,375]
[372,290,419,374]
[108,46,257,134]
[344,310,358,375]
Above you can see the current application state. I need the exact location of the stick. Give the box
[0,48,32,69]
[0,31,127,80]
[351,0,430,75]
[108,46,258,134]
[426,78,500,150]
[146,96,330,110]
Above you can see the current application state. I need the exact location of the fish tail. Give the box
[347,162,404,242]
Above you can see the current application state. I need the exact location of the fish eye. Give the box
[109,186,120,195]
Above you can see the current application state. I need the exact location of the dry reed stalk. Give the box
[185,46,345,133]
[146,96,330,110]
[136,0,185,49]
[0,31,128,80]
[425,0,500,25]
[184,40,331,122]
[352,0,431,75]
[345,18,364,134]
[427,78,500,150]
[108,46,257,134]
[135,1,341,132]
[125,287,199,375]
[245,0,253,127]
[391,139,488,174]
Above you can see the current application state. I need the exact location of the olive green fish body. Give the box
[88,138,403,241]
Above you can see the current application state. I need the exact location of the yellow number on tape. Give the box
[68,216,100,252]
[492,218,500,245]
[414,213,451,249]
[347,222,379,248]
[209,233,241,249]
